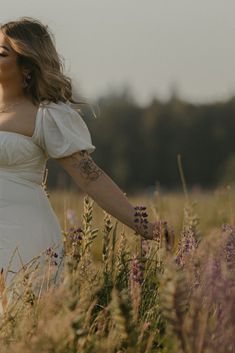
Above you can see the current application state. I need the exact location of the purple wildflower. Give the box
[221,223,235,272]
[175,228,199,267]
[67,226,83,242]
[45,246,59,266]
[130,256,145,284]
[134,205,149,237]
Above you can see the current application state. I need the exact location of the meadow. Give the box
[0,185,235,353]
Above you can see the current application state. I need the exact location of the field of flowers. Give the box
[0,186,235,353]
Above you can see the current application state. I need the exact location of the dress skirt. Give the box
[0,174,64,313]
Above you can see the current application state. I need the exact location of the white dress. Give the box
[0,100,96,294]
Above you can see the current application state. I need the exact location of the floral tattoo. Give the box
[70,150,103,181]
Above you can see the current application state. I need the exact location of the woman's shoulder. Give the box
[40,101,69,111]
[34,99,96,159]
[41,100,76,113]
[40,100,83,125]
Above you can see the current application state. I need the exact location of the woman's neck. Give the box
[0,82,26,105]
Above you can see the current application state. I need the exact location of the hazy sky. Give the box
[2,0,235,106]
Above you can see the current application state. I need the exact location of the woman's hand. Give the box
[135,220,168,241]
[134,222,154,240]
[139,221,155,240]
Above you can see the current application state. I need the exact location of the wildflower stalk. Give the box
[177,153,188,201]
[115,227,130,290]
[81,195,99,256]
[111,220,118,283]
[101,211,113,302]
[102,210,113,274]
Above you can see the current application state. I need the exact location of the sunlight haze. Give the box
[1,0,235,106]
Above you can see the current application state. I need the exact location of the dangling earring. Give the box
[23,73,32,88]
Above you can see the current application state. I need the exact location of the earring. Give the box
[23,73,32,88]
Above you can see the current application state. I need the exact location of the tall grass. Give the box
[0,187,235,352]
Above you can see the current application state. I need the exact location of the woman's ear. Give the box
[22,68,31,77]
[22,68,32,88]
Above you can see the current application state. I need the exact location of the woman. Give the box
[0,17,159,311]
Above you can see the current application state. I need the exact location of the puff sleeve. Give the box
[35,101,96,159]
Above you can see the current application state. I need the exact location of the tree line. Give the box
[47,89,235,193]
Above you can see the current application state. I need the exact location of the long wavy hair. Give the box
[0,17,98,117]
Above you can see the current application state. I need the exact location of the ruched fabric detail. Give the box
[33,101,96,159]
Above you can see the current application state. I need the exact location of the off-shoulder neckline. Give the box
[0,101,73,141]
[0,102,44,141]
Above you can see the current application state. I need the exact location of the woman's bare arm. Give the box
[55,150,154,239]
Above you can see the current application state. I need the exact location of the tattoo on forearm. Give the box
[70,150,103,181]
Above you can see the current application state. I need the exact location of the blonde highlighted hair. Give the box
[0,17,98,117]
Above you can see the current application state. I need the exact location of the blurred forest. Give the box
[46,88,235,194]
